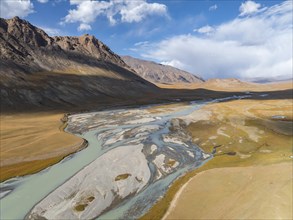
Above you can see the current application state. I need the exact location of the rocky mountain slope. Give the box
[0,17,159,111]
[122,56,204,84]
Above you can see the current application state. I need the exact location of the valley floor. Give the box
[0,113,83,181]
[142,98,293,220]
[164,162,292,220]
[0,83,292,220]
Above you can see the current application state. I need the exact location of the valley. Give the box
[1,91,292,220]
[0,112,83,181]
[143,97,293,220]
[1,96,222,219]
[0,14,292,220]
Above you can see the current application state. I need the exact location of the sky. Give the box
[0,0,292,80]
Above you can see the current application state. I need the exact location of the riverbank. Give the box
[141,98,292,220]
[0,112,85,182]
[1,85,292,219]
[1,80,291,181]
[0,89,252,182]
[24,98,210,220]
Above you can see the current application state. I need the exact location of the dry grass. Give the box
[156,80,293,92]
[115,173,132,181]
[146,102,189,114]
[188,99,292,157]
[141,98,293,220]
[74,196,95,212]
[0,156,65,181]
[0,112,83,181]
[165,162,292,220]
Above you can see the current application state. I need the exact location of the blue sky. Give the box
[1,0,292,80]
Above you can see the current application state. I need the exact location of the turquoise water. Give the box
[0,96,248,219]
[0,130,103,220]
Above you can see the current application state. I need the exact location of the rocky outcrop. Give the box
[53,35,126,67]
[0,17,132,73]
[122,56,204,84]
[0,17,158,111]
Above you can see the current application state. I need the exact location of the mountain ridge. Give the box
[0,16,130,73]
[0,17,159,111]
[122,55,204,84]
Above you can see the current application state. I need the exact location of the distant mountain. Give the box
[122,56,204,84]
[0,17,158,111]
[243,77,293,84]
[203,78,251,89]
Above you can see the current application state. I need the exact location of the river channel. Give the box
[0,96,246,219]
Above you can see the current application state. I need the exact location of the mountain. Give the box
[0,17,159,111]
[243,77,293,84]
[122,56,204,84]
[203,78,253,90]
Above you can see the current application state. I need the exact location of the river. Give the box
[0,96,247,219]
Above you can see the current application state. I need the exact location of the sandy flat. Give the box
[164,162,293,220]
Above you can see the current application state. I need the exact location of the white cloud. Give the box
[120,2,167,23]
[70,0,84,4]
[37,0,49,3]
[161,60,187,70]
[239,0,261,16]
[194,25,215,34]
[64,1,108,25]
[39,26,62,36]
[0,0,34,18]
[63,0,168,30]
[139,1,292,80]
[78,23,92,31]
[209,4,217,11]
[134,41,149,47]
[129,41,151,52]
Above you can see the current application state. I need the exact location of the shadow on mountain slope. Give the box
[1,70,292,113]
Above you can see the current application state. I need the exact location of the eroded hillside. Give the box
[0,17,158,111]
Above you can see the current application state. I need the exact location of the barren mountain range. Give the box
[0,17,162,111]
[122,55,204,84]
[2,17,288,114]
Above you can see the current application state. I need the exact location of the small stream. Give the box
[0,96,248,220]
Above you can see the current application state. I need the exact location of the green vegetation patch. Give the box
[74,204,88,212]
[87,196,95,202]
[115,173,132,181]
[74,196,95,212]
[165,159,176,167]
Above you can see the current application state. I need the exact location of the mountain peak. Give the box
[1,16,52,48]
[82,33,92,37]
[7,16,38,28]
[11,16,21,21]
[0,17,128,71]
[0,17,157,110]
